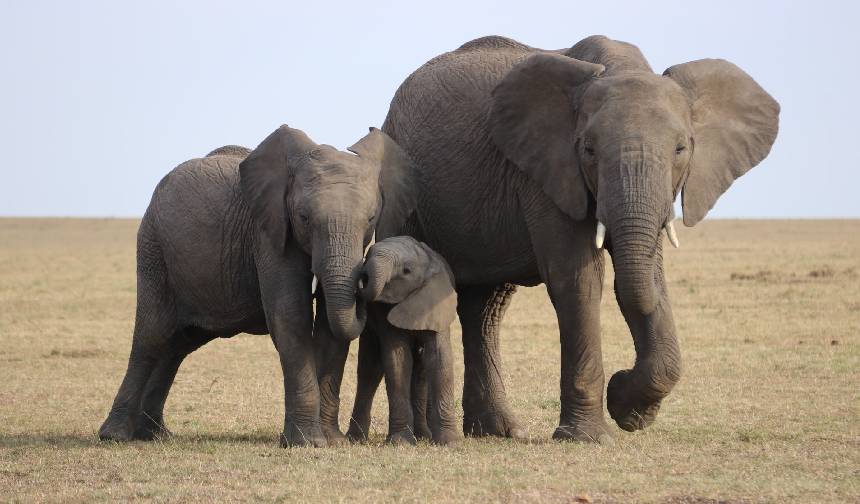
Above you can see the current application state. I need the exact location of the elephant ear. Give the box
[663,59,780,226]
[348,128,417,240]
[239,125,317,253]
[489,53,604,221]
[387,245,457,333]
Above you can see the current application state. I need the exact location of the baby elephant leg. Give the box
[380,332,417,446]
[425,330,463,445]
[410,346,432,441]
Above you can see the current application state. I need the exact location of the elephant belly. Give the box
[415,163,541,287]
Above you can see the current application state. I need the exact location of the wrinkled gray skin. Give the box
[372,35,779,442]
[98,125,416,447]
[345,237,461,446]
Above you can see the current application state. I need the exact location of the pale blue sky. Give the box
[1,0,857,217]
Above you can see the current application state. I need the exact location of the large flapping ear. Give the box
[489,53,604,221]
[663,59,780,226]
[387,244,457,333]
[348,128,418,240]
[239,125,317,253]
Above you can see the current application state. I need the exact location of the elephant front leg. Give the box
[314,292,350,446]
[272,318,326,447]
[547,279,612,444]
[410,346,432,441]
[528,212,611,443]
[346,327,384,443]
[458,284,526,440]
[606,260,681,432]
[425,330,463,446]
[259,247,326,448]
[380,332,417,446]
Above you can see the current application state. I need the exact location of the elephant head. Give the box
[359,236,457,333]
[489,36,779,314]
[239,125,417,341]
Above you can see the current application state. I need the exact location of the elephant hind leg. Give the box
[98,330,166,442]
[458,283,526,440]
[99,257,177,442]
[134,327,216,440]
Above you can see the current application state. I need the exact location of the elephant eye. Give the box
[368,214,375,223]
[675,145,686,155]
[584,146,595,156]
[403,267,412,275]
[299,213,309,224]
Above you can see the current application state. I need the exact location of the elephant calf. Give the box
[346,237,462,446]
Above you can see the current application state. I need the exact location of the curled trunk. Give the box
[315,220,366,341]
[360,251,396,303]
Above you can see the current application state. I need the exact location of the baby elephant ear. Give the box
[348,128,418,240]
[387,250,457,333]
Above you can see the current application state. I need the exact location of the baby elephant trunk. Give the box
[360,250,396,303]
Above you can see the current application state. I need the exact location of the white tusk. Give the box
[311,275,318,294]
[595,221,606,249]
[357,275,365,290]
[665,221,680,249]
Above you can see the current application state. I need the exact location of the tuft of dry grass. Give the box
[0,218,858,502]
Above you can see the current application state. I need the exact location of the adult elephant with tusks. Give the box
[378,35,779,442]
[98,125,416,447]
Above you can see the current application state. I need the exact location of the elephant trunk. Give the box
[598,143,682,431]
[360,249,396,303]
[598,144,668,315]
[314,218,366,341]
[608,214,660,315]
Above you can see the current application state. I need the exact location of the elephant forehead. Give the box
[586,73,687,108]
[376,237,425,258]
[299,152,378,184]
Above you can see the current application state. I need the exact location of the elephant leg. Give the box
[527,211,611,443]
[458,283,526,439]
[99,326,167,441]
[346,327,384,443]
[380,330,417,446]
[410,345,432,441]
[134,329,216,440]
[425,330,463,445]
[259,245,325,448]
[606,253,681,432]
[314,291,350,446]
[99,282,174,442]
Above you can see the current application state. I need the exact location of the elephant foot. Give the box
[414,421,432,441]
[280,421,327,448]
[462,409,527,440]
[133,414,172,441]
[431,429,463,446]
[386,430,418,446]
[98,412,137,442]
[552,419,614,445]
[346,418,370,443]
[606,369,662,432]
[321,425,349,447]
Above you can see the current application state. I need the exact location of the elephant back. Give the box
[206,145,251,159]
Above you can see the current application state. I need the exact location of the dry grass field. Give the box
[0,218,857,502]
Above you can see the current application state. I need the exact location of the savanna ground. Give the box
[0,218,857,503]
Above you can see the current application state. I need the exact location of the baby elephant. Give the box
[349,237,462,445]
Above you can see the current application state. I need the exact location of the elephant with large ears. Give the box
[98,125,415,447]
[377,35,779,442]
